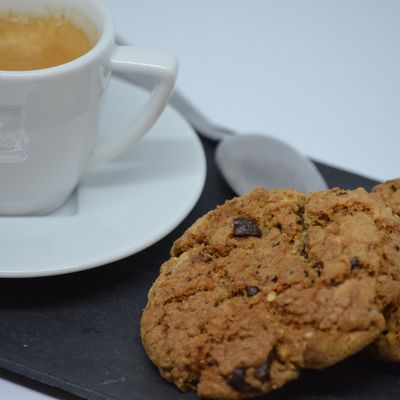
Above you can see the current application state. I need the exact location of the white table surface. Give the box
[2,1,399,398]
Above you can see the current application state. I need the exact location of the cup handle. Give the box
[89,45,178,165]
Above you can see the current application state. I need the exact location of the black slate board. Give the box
[0,136,399,400]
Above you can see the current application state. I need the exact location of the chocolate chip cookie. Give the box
[141,187,400,399]
[369,179,400,361]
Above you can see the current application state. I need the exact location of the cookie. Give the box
[373,179,400,217]
[369,179,400,361]
[141,187,400,399]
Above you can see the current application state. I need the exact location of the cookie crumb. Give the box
[266,292,277,302]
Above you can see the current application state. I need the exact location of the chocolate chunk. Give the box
[350,257,361,269]
[266,275,278,283]
[317,213,331,224]
[233,217,262,238]
[254,350,275,384]
[245,286,259,297]
[228,351,275,392]
[227,368,254,392]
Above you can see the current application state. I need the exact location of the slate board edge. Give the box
[0,356,109,400]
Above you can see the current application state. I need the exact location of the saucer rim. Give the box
[0,78,207,278]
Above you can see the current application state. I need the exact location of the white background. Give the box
[2,0,399,398]
[107,0,399,181]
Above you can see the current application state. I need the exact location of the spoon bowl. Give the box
[216,133,328,195]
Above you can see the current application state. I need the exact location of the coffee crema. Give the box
[0,15,92,71]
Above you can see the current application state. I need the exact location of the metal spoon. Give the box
[115,65,328,195]
[215,132,328,194]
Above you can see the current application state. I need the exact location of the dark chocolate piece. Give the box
[233,217,262,238]
[245,286,259,297]
[254,350,274,384]
[351,257,361,269]
[227,368,254,393]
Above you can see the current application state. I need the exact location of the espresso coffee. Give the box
[0,15,92,71]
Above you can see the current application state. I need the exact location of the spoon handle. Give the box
[115,36,234,142]
[115,71,234,141]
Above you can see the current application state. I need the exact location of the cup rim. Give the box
[0,0,114,78]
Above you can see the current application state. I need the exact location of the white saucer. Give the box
[0,77,206,278]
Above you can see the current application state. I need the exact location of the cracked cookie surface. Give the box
[141,187,400,399]
[370,179,400,361]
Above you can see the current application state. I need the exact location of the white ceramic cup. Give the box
[0,0,178,215]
